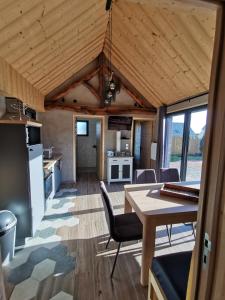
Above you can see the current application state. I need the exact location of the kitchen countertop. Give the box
[43,154,62,170]
[107,156,133,158]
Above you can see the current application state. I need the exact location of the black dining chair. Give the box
[159,168,180,183]
[134,169,157,184]
[159,168,196,241]
[134,169,171,245]
[99,181,143,278]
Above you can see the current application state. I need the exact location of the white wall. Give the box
[76,118,97,168]
[38,110,75,183]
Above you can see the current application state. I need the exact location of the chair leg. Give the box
[166,225,172,246]
[169,224,173,245]
[111,242,121,278]
[106,236,111,249]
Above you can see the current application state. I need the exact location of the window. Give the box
[163,106,207,182]
[76,120,89,136]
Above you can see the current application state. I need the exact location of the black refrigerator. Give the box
[0,123,45,245]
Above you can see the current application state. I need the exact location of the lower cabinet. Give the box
[107,157,133,184]
[53,160,62,193]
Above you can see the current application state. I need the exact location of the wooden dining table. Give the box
[124,182,198,287]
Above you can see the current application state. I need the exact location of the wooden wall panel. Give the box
[0,56,44,111]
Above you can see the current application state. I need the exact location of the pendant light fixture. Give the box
[104,0,116,105]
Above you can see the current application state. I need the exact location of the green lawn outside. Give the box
[170,154,202,162]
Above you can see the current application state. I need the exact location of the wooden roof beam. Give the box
[45,102,156,117]
[83,80,101,102]
[50,66,100,101]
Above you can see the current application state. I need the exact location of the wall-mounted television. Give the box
[108,116,133,130]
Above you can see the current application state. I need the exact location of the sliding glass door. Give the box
[186,109,207,181]
[164,113,185,174]
[164,106,207,182]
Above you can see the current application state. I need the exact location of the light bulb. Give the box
[109,81,116,90]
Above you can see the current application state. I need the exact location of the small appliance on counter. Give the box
[107,150,114,157]
[43,147,54,159]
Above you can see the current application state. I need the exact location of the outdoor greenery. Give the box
[170,154,202,162]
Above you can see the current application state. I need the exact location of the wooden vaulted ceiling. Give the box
[0,0,217,109]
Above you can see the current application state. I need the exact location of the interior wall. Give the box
[140,121,154,169]
[76,118,97,168]
[38,110,75,183]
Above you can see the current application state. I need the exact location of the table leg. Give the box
[141,219,156,287]
[124,194,132,213]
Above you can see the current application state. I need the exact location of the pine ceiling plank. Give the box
[31,33,105,88]
[152,10,211,87]
[160,10,212,74]
[105,44,163,106]
[123,0,217,13]
[10,2,106,67]
[19,18,107,81]
[112,5,194,101]
[41,54,99,94]
[106,0,216,105]
[38,44,102,93]
[0,0,67,53]
[0,0,104,61]
[17,13,107,75]
[126,5,203,93]
[36,38,104,92]
[107,25,178,103]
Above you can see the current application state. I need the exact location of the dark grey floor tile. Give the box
[49,244,68,261]
[54,256,76,276]
[8,262,34,284]
[28,247,50,265]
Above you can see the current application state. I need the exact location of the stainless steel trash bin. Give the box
[0,210,17,265]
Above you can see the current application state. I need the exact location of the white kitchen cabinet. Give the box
[107,157,133,184]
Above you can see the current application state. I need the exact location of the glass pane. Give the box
[186,109,207,181]
[164,114,185,174]
[77,121,88,135]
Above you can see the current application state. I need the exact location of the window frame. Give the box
[163,104,207,181]
[76,120,89,136]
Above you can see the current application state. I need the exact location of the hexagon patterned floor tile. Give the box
[10,278,39,300]
[5,188,78,300]
[28,247,50,265]
[38,227,57,239]
[54,255,76,276]
[31,259,56,281]
[8,262,34,284]
[50,291,73,300]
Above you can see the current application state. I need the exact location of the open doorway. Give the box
[133,120,153,170]
[75,117,103,180]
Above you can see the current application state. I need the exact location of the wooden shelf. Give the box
[0,119,42,127]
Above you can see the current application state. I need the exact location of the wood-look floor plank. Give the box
[3,171,194,300]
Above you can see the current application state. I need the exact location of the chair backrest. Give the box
[134,169,157,184]
[99,181,115,234]
[159,168,180,183]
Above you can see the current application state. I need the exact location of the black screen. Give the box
[27,126,41,145]
[108,116,132,130]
